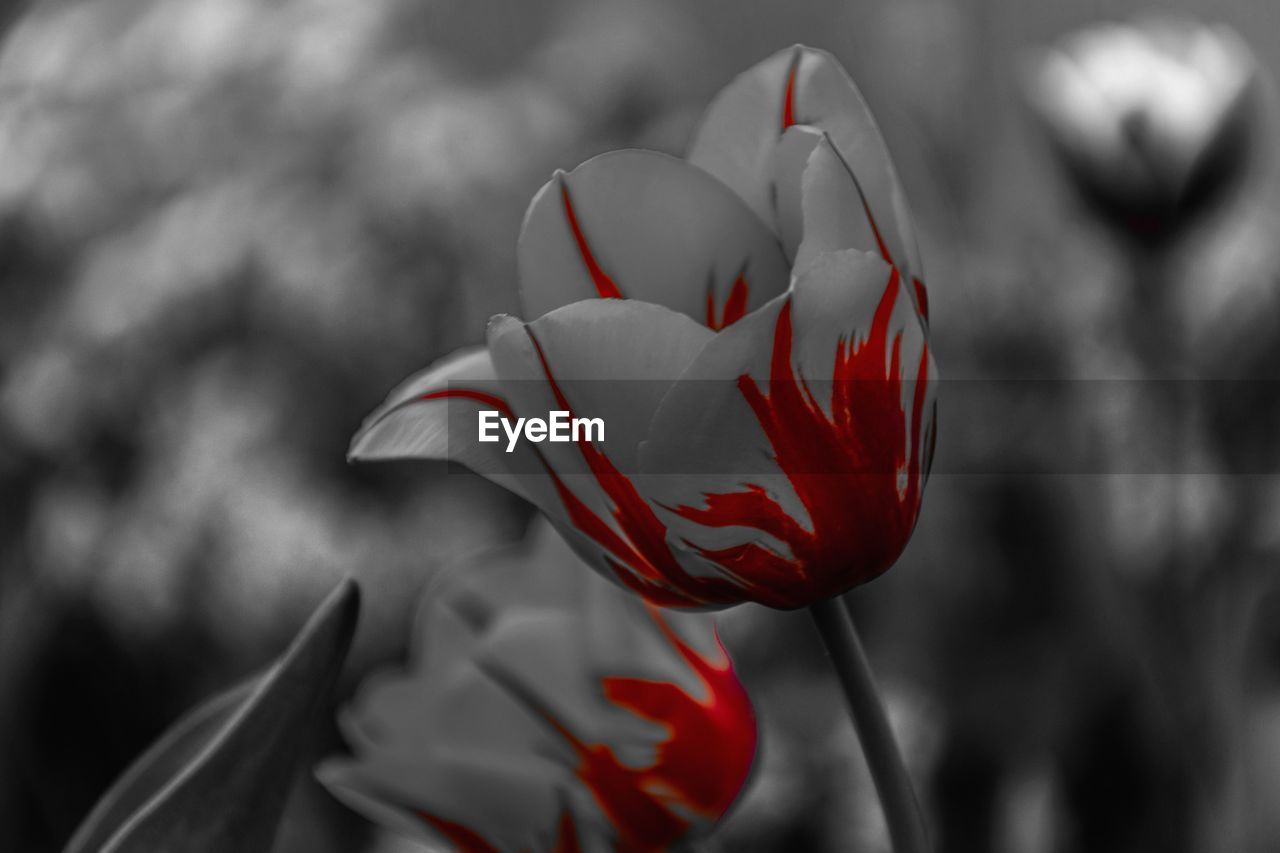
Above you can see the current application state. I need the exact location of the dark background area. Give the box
[2,0,1280,850]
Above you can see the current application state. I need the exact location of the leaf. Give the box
[64,579,360,853]
[62,677,258,853]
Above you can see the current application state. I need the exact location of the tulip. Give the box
[1026,18,1260,582]
[1024,16,1258,243]
[319,519,757,852]
[351,45,937,612]
[351,45,934,851]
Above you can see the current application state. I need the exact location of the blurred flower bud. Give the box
[1025,16,1259,244]
[320,519,757,851]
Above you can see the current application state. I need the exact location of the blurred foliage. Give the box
[1,0,1279,851]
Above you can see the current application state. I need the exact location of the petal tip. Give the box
[347,420,382,462]
[485,313,524,336]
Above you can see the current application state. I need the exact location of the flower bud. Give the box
[1026,16,1259,243]
[320,520,757,851]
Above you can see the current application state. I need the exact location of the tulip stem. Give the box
[810,597,929,853]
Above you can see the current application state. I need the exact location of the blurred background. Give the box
[2,0,1280,850]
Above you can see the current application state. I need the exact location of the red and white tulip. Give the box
[352,46,937,609]
[319,519,756,852]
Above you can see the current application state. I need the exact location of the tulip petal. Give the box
[640,249,936,607]
[489,300,713,472]
[465,523,758,844]
[688,45,923,281]
[686,47,796,229]
[323,581,574,850]
[486,301,749,608]
[771,124,824,261]
[321,520,756,851]
[445,519,729,729]
[518,150,790,328]
[322,662,570,850]
[347,346,549,504]
[320,756,569,852]
[790,131,886,276]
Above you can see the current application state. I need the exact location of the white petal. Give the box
[793,132,885,275]
[518,150,789,328]
[485,302,747,607]
[488,299,713,472]
[348,346,548,505]
[689,45,923,280]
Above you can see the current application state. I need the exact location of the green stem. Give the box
[810,597,930,853]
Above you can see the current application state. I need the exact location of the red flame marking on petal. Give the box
[672,269,930,606]
[405,383,704,607]
[490,609,755,851]
[553,810,582,853]
[705,274,750,330]
[862,198,893,265]
[561,182,624,300]
[419,812,502,853]
[782,53,799,130]
[598,607,757,827]
[356,387,516,450]
[419,388,515,420]
[525,330,753,608]
[912,275,929,323]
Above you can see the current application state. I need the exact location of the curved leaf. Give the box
[64,677,259,853]
[64,579,360,853]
